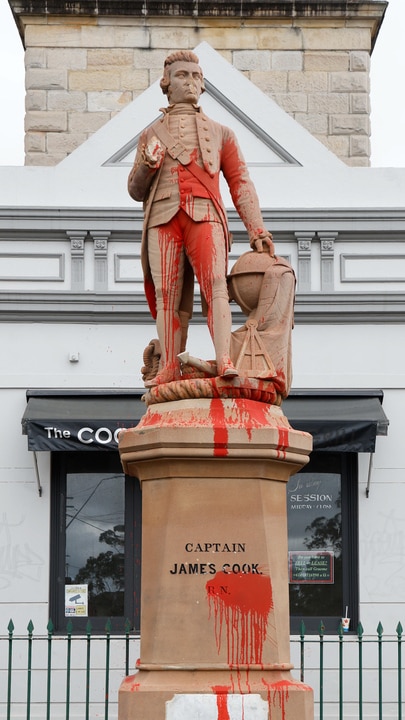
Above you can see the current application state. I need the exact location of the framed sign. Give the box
[289,551,334,584]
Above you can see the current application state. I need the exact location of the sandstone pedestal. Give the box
[118,397,313,719]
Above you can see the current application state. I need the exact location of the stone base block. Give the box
[119,669,313,720]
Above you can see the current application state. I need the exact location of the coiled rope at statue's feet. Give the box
[142,375,284,406]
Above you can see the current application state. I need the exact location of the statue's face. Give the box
[167,61,204,105]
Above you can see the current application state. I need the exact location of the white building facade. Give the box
[0,37,404,719]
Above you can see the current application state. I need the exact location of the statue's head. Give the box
[160,51,205,104]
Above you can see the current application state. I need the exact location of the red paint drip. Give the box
[158,224,182,370]
[262,679,290,720]
[212,686,231,720]
[262,678,312,720]
[276,427,290,459]
[277,427,289,451]
[238,666,251,695]
[206,571,273,665]
[209,398,229,456]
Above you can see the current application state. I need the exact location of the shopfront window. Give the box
[65,471,125,618]
[50,452,141,633]
[287,453,358,633]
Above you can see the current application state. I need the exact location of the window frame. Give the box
[288,452,359,635]
[50,451,141,635]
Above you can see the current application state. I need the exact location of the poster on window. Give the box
[289,550,334,584]
[65,584,88,616]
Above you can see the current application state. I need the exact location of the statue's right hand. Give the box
[143,136,165,169]
[252,231,275,257]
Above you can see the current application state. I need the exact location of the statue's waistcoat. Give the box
[147,109,221,228]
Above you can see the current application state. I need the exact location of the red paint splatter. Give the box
[138,410,165,428]
[121,675,140,692]
[136,397,297,454]
[212,686,231,720]
[206,571,273,665]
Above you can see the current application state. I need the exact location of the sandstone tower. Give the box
[9,0,386,167]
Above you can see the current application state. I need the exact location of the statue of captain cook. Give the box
[128,50,275,387]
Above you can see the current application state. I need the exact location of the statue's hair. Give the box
[160,50,205,95]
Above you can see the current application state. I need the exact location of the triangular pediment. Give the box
[103,81,299,168]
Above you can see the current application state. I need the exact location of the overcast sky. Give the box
[0,0,404,167]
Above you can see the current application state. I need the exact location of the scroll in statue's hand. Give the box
[143,136,165,169]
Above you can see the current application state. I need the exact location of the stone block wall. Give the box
[15,5,385,166]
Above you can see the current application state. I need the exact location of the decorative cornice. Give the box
[1,291,404,324]
[0,203,403,322]
[2,206,405,232]
[9,0,387,46]
[8,0,387,15]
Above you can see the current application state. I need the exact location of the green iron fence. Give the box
[1,619,136,720]
[290,621,403,720]
[0,619,403,719]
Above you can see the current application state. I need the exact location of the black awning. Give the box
[22,389,388,453]
[283,391,389,452]
[22,390,146,451]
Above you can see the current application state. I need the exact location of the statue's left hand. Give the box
[252,231,275,256]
